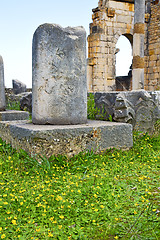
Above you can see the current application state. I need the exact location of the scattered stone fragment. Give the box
[12,79,27,94]
[20,92,32,113]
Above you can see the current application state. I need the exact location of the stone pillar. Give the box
[132,0,145,90]
[32,24,87,125]
[0,55,6,111]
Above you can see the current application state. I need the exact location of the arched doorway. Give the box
[116,35,133,91]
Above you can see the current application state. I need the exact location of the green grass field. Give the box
[0,132,160,240]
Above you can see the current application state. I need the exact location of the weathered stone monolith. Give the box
[132,0,145,90]
[0,55,6,111]
[32,24,87,125]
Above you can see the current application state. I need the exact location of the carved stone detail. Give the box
[94,91,160,133]
[114,90,160,132]
[94,92,118,120]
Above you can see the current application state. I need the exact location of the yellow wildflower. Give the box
[48,232,53,237]
[12,220,17,225]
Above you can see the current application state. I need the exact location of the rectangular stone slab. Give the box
[0,110,29,121]
[0,120,133,158]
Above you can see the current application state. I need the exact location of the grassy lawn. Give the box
[0,131,160,240]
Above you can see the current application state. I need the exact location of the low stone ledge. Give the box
[0,120,133,158]
[0,110,29,121]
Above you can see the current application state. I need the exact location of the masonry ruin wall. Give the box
[87,0,160,92]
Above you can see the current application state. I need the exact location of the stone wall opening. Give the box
[116,35,133,91]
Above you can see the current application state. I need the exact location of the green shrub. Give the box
[6,100,21,111]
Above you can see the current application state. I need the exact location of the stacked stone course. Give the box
[144,2,160,90]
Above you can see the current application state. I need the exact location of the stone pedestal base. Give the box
[0,110,29,121]
[0,120,133,158]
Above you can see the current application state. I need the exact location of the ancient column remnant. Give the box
[132,0,145,90]
[0,55,6,111]
[32,24,87,125]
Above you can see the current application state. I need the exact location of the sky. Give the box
[0,0,132,88]
[116,36,132,77]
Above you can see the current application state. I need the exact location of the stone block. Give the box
[134,0,145,24]
[32,24,87,125]
[117,15,132,24]
[150,55,158,61]
[126,24,132,34]
[109,1,133,11]
[154,73,159,79]
[92,46,101,53]
[107,80,115,87]
[93,78,104,87]
[108,1,119,9]
[97,58,106,65]
[0,120,133,158]
[133,34,145,58]
[149,50,155,56]
[155,46,160,55]
[132,69,144,90]
[115,22,126,29]
[107,8,115,18]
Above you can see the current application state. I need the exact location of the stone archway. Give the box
[115,34,133,91]
[87,0,134,92]
[123,33,133,46]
